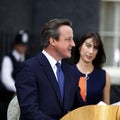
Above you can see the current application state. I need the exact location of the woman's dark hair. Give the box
[40,18,72,48]
[73,32,106,68]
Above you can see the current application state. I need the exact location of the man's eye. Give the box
[65,38,72,41]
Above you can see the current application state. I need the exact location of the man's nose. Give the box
[72,40,75,47]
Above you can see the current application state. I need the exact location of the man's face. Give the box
[15,44,28,54]
[53,25,75,60]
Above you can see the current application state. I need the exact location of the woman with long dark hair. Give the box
[72,32,111,105]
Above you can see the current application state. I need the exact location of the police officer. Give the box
[0,30,29,120]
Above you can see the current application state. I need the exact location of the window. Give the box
[99,0,120,67]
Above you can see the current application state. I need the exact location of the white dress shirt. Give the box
[1,50,25,92]
[42,50,61,81]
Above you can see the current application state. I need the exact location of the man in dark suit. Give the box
[15,18,82,120]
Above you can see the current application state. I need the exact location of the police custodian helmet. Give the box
[14,30,29,45]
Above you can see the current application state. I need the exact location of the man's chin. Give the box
[66,54,71,59]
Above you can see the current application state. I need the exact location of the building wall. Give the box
[0,0,34,32]
[0,0,100,59]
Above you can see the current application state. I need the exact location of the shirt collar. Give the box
[42,50,61,68]
[12,49,24,61]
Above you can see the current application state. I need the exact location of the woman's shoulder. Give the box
[94,67,106,73]
[92,68,106,77]
[71,64,79,72]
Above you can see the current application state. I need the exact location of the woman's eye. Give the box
[94,46,98,50]
[86,44,91,48]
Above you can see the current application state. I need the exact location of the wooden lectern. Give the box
[61,105,120,120]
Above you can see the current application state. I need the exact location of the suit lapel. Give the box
[37,53,63,106]
[44,66,63,106]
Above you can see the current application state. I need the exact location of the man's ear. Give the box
[49,37,56,46]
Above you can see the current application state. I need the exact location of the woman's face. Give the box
[79,37,98,63]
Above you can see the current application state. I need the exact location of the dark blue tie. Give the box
[56,62,64,100]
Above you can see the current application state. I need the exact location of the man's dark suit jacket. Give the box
[15,52,81,120]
